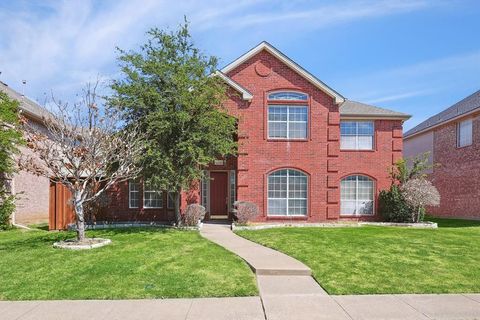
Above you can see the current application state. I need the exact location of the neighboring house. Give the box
[404,90,480,219]
[0,81,50,224]
[57,41,409,230]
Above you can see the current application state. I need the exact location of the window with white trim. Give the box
[268,92,308,101]
[143,183,163,208]
[340,121,374,150]
[129,180,140,208]
[340,175,374,215]
[201,171,209,210]
[268,169,307,216]
[268,106,307,139]
[457,119,473,147]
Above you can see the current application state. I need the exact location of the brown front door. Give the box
[210,172,228,216]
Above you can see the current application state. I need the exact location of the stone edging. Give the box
[53,238,112,250]
[67,222,203,231]
[232,221,437,231]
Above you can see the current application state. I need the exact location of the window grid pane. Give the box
[129,180,140,208]
[268,169,307,216]
[340,175,374,215]
[458,119,473,147]
[340,121,374,150]
[143,184,163,208]
[268,106,307,139]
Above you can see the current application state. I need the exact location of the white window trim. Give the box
[201,171,210,213]
[457,118,473,148]
[128,180,140,209]
[340,120,375,150]
[268,105,308,140]
[229,170,236,212]
[267,170,308,217]
[340,176,375,216]
[143,185,163,209]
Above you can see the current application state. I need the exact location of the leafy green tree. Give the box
[389,152,433,184]
[110,20,237,224]
[0,91,24,228]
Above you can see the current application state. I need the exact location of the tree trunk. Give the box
[74,192,86,242]
[173,189,182,226]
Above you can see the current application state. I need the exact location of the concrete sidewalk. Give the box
[2,294,480,320]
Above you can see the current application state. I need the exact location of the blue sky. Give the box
[0,0,479,130]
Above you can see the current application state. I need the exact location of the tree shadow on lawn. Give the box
[426,216,480,228]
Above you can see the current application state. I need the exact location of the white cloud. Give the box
[0,0,441,103]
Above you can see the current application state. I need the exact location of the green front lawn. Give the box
[0,228,257,300]
[236,217,480,295]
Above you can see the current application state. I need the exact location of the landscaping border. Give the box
[67,221,203,231]
[232,221,437,231]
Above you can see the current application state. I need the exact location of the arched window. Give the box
[268,91,308,101]
[340,175,374,215]
[268,169,307,216]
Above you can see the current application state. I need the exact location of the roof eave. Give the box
[341,114,411,121]
[214,71,253,102]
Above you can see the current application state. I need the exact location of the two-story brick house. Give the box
[82,42,409,225]
[49,42,410,229]
[404,90,480,219]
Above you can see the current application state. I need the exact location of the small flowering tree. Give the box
[21,83,144,242]
[400,178,440,222]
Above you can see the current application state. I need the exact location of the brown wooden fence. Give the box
[49,182,75,230]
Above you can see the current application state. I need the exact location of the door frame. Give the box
[203,170,236,216]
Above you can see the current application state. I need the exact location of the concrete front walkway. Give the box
[200,222,311,275]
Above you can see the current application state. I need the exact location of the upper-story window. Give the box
[457,118,473,147]
[340,121,374,150]
[268,92,308,101]
[268,91,308,139]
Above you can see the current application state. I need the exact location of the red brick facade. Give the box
[427,111,480,219]
[218,50,403,222]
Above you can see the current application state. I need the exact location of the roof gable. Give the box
[220,41,345,104]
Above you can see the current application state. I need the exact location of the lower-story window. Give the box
[340,175,374,215]
[143,183,163,208]
[268,169,307,216]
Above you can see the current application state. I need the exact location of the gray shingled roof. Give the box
[404,90,480,138]
[340,100,411,119]
[0,81,48,120]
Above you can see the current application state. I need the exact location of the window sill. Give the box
[340,149,375,152]
[456,144,473,149]
[267,139,309,142]
[143,207,163,210]
[267,215,308,220]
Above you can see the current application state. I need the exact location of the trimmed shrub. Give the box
[0,194,15,230]
[379,185,413,222]
[182,204,206,226]
[234,201,259,225]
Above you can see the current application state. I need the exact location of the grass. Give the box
[0,227,257,300]
[236,217,480,295]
